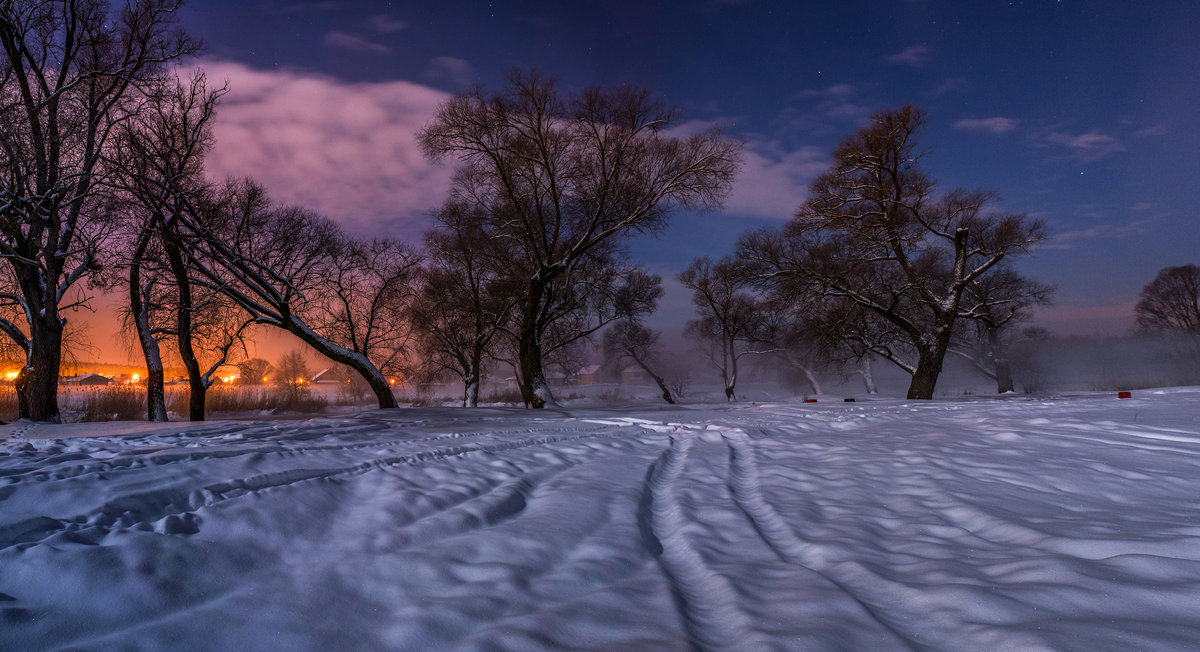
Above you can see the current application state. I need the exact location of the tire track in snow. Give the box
[719,426,918,649]
[641,432,766,651]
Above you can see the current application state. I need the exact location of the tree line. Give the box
[4,2,1186,423]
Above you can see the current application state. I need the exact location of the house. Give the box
[621,366,648,384]
[63,373,114,386]
[576,364,601,385]
[310,368,341,384]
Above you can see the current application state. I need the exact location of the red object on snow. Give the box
[805,398,818,403]
[1118,391,1132,399]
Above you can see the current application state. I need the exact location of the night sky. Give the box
[96,0,1197,358]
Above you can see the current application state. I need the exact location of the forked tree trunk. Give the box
[518,277,556,409]
[165,233,207,421]
[129,231,169,422]
[723,335,738,402]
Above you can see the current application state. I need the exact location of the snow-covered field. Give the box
[2,389,1200,650]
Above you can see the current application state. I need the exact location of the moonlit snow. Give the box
[3,389,1200,650]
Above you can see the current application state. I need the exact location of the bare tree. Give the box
[0,1,195,421]
[235,357,272,385]
[680,256,774,402]
[112,70,232,421]
[1135,264,1200,334]
[737,105,1045,399]
[953,266,1054,393]
[314,236,421,382]
[419,69,741,408]
[179,179,403,409]
[409,201,515,407]
[274,349,310,401]
[603,318,676,404]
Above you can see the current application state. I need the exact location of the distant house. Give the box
[63,373,114,386]
[576,365,601,385]
[621,366,647,384]
[310,368,340,384]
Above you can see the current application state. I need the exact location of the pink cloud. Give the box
[669,120,822,219]
[199,60,453,240]
[725,143,824,218]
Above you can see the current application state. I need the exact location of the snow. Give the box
[3,389,1200,649]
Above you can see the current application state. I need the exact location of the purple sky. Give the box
[83,0,1200,362]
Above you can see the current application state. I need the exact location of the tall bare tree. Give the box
[738,105,1045,399]
[410,201,515,406]
[112,70,230,420]
[419,70,741,407]
[0,0,194,421]
[680,256,774,402]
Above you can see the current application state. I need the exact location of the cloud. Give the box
[779,84,874,133]
[199,60,453,240]
[724,142,824,218]
[669,120,823,219]
[953,117,1017,134]
[886,44,932,67]
[1038,218,1155,250]
[1043,130,1124,162]
[1133,124,1168,137]
[368,15,408,34]
[324,30,392,54]
[426,56,473,88]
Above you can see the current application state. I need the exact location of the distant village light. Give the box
[4,371,18,379]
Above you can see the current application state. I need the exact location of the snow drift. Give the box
[3,390,1200,650]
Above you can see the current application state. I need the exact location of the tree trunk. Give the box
[632,354,675,404]
[907,343,950,400]
[517,277,556,409]
[164,233,206,421]
[724,335,738,402]
[463,357,480,408]
[129,232,169,422]
[281,319,398,408]
[988,327,1015,393]
[801,365,822,396]
[17,319,64,422]
[463,338,486,407]
[906,359,939,399]
[858,357,878,394]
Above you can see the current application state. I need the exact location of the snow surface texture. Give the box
[2,390,1200,650]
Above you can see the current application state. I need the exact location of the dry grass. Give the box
[167,385,327,415]
[0,386,17,422]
